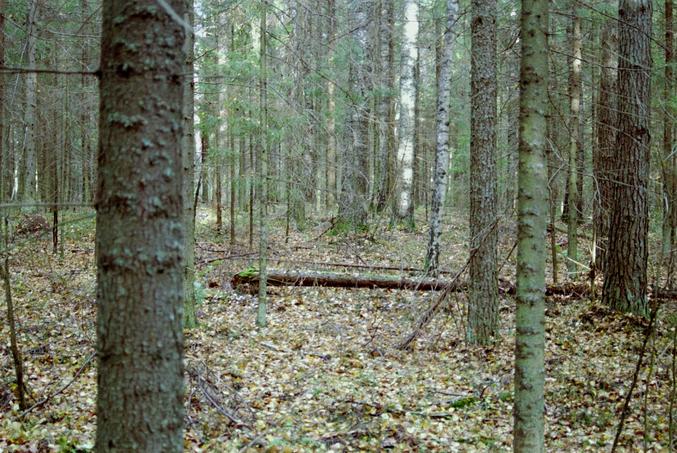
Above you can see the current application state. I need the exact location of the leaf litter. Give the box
[0,210,675,451]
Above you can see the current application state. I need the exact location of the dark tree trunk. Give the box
[468,0,498,344]
[96,0,186,450]
[602,0,652,317]
[593,21,617,273]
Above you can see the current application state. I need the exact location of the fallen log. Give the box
[232,268,595,296]
[232,268,677,303]
[232,269,463,293]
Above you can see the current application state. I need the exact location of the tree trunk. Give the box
[96,0,186,449]
[375,0,397,213]
[22,0,39,203]
[2,221,26,410]
[468,0,498,344]
[80,0,91,204]
[513,0,548,449]
[396,0,418,226]
[593,21,617,274]
[662,0,675,265]
[257,3,269,327]
[183,0,197,329]
[0,0,5,203]
[566,6,581,277]
[326,0,338,211]
[338,0,371,231]
[425,0,458,275]
[601,0,652,317]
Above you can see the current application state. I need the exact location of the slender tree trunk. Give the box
[338,0,371,231]
[663,0,674,264]
[3,220,26,410]
[80,0,91,204]
[396,0,419,226]
[326,0,338,211]
[257,1,269,327]
[601,0,652,317]
[513,0,548,450]
[566,6,581,277]
[229,24,237,246]
[413,9,423,209]
[593,20,617,274]
[96,0,186,449]
[468,0,498,344]
[248,86,254,249]
[425,0,458,275]
[546,68,559,285]
[0,0,5,203]
[22,0,39,203]
[183,0,197,329]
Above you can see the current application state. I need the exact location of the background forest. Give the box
[0,0,675,451]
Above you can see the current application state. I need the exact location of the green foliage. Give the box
[237,265,258,278]
[328,218,368,236]
[449,396,478,409]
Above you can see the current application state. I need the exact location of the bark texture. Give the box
[593,21,617,273]
[183,0,197,328]
[396,0,419,224]
[96,1,186,450]
[338,0,370,230]
[662,0,675,262]
[22,0,39,202]
[566,7,581,276]
[601,0,652,317]
[468,0,498,344]
[0,0,5,202]
[425,0,458,275]
[513,0,548,450]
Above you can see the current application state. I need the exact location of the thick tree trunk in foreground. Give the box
[425,0,458,275]
[514,0,548,449]
[96,1,186,450]
[602,0,652,317]
[468,0,499,344]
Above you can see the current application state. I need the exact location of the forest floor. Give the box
[0,207,676,452]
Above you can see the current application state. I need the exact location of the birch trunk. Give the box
[396,0,419,225]
[425,0,458,275]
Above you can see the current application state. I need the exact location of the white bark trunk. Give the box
[425,0,458,274]
[396,0,419,221]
